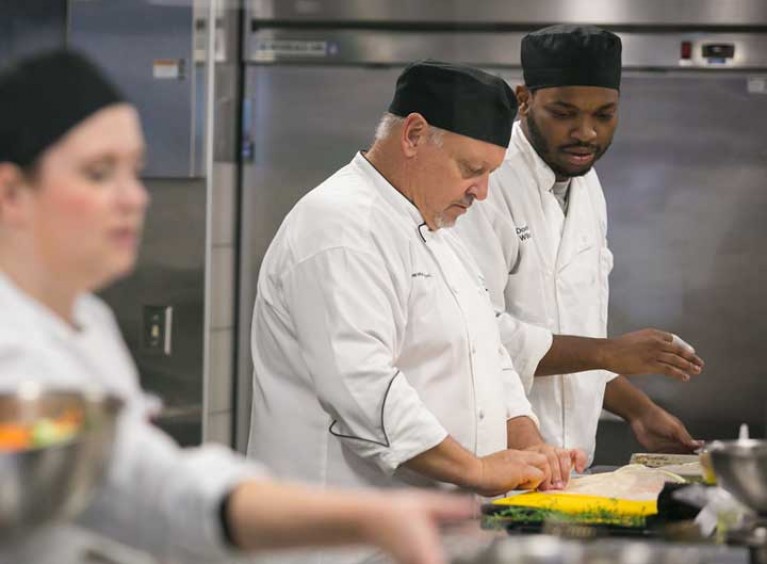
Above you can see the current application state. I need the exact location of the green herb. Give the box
[483,505,647,529]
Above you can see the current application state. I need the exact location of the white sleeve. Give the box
[0,347,265,561]
[590,171,619,383]
[498,346,539,427]
[497,312,553,393]
[490,205,554,391]
[283,247,448,474]
[79,416,265,561]
[460,200,553,393]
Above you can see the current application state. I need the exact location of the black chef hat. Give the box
[522,25,622,91]
[0,49,125,168]
[388,60,517,148]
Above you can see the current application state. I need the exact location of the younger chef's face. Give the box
[407,123,505,230]
[517,85,619,180]
[12,104,149,291]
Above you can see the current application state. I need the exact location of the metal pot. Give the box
[708,439,767,515]
[0,383,123,537]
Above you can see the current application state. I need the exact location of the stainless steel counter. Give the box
[0,525,157,564]
[445,533,750,564]
[2,521,751,564]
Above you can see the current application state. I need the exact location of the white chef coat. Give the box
[456,122,616,465]
[248,152,536,494]
[0,273,263,564]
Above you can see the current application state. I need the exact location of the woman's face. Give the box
[25,104,149,291]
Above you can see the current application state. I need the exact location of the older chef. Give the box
[248,60,586,505]
[0,50,472,564]
[456,26,705,466]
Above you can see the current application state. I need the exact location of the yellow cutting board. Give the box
[491,492,657,517]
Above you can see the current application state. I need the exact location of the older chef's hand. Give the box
[603,329,704,381]
[523,444,587,490]
[471,449,549,496]
[629,404,703,453]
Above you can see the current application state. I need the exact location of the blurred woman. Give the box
[0,50,470,563]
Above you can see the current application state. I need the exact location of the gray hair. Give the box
[373,112,445,147]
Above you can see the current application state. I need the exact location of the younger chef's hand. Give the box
[629,404,703,453]
[603,328,704,382]
[524,444,587,490]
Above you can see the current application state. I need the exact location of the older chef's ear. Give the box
[515,85,532,117]
[401,112,429,157]
[0,163,30,225]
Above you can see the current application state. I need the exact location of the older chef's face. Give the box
[10,105,149,291]
[517,85,619,180]
[408,125,505,230]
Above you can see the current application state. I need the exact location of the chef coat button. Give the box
[470,343,476,355]
[478,410,485,420]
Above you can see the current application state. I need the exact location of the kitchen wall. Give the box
[0,0,66,63]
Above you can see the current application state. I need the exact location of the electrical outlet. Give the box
[143,305,173,355]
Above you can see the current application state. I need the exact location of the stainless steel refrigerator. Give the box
[67,0,240,446]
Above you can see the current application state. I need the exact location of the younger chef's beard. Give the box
[525,111,611,180]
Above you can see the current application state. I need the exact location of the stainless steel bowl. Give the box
[0,384,123,537]
[708,438,767,514]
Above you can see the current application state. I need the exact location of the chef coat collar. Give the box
[0,271,89,342]
[352,151,430,231]
[510,121,559,197]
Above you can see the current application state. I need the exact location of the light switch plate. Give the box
[142,305,173,355]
